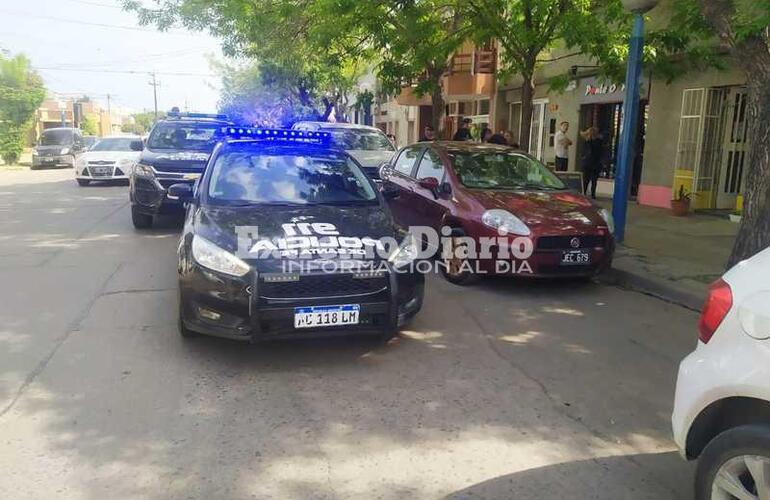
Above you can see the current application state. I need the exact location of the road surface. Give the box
[0,168,697,499]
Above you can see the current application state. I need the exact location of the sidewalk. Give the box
[597,199,739,310]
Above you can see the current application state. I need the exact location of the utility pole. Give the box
[148,72,160,121]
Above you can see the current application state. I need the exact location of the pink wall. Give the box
[638,184,671,209]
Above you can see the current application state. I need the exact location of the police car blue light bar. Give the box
[220,127,332,144]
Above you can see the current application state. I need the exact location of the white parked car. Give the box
[672,246,770,499]
[75,135,143,186]
[291,122,396,180]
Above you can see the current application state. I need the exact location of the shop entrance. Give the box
[577,100,648,197]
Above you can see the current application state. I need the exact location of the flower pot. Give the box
[671,198,690,216]
[729,214,742,223]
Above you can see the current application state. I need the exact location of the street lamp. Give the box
[612,0,659,243]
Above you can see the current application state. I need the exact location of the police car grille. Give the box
[259,273,388,299]
[536,235,606,250]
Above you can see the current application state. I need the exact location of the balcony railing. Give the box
[449,49,497,75]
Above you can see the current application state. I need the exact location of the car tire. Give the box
[439,237,478,286]
[30,164,39,170]
[131,205,153,229]
[178,289,198,339]
[695,424,770,500]
[77,179,90,187]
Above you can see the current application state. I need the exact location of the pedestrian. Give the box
[554,121,572,172]
[419,125,436,142]
[452,118,473,141]
[487,133,507,145]
[386,133,397,147]
[580,126,603,199]
[481,127,493,143]
[503,130,514,145]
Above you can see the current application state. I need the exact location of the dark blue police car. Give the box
[170,128,425,342]
[129,111,234,229]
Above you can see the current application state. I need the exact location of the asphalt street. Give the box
[0,168,698,499]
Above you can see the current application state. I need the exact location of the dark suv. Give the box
[129,112,234,228]
[32,127,87,169]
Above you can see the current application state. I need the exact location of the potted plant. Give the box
[671,185,691,216]
[729,210,742,223]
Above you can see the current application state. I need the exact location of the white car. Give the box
[672,246,770,499]
[75,135,143,186]
[291,122,396,179]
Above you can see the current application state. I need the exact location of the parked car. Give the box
[74,135,143,186]
[82,135,98,150]
[172,128,424,342]
[31,127,88,169]
[291,122,396,180]
[379,142,615,284]
[672,246,770,500]
[129,111,233,229]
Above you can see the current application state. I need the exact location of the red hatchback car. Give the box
[379,142,615,284]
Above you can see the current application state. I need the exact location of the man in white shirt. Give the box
[554,121,572,171]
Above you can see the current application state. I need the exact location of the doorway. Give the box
[716,88,748,209]
[577,100,647,197]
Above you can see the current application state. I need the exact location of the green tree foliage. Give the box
[121,111,163,135]
[0,54,45,165]
[80,115,98,136]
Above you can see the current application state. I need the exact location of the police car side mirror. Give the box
[378,162,392,181]
[129,140,144,152]
[167,183,194,202]
[380,183,400,200]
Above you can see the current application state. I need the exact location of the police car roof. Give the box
[220,139,346,156]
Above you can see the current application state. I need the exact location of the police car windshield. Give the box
[147,122,222,152]
[207,151,377,206]
[90,138,136,152]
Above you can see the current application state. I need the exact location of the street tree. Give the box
[339,0,469,133]
[122,0,367,122]
[0,53,45,165]
[80,115,98,136]
[695,0,770,266]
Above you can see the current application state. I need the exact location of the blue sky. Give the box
[0,0,224,113]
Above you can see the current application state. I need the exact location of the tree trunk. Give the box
[518,69,535,152]
[699,0,770,267]
[431,82,445,137]
[726,44,770,267]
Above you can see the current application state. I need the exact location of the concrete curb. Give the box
[599,265,705,312]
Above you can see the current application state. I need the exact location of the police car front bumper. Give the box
[179,262,424,342]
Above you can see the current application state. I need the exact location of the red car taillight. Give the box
[698,278,733,343]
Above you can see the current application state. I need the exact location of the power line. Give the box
[43,47,211,70]
[0,9,198,36]
[33,66,217,77]
[58,0,122,9]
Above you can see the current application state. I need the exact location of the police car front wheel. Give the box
[131,206,153,229]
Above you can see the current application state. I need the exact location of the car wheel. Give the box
[695,425,770,500]
[30,164,39,170]
[131,205,153,229]
[77,179,90,187]
[439,236,478,286]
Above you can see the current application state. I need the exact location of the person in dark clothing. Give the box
[487,133,507,145]
[580,126,603,199]
[419,125,436,142]
[480,127,493,143]
[452,118,473,141]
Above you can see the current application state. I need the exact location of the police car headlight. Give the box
[133,162,155,178]
[60,147,70,155]
[388,232,419,269]
[192,235,250,277]
[598,208,615,234]
[76,157,87,168]
[482,209,530,236]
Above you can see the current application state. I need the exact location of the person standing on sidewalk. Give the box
[580,126,603,199]
[453,118,473,141]
[554,121,572,172]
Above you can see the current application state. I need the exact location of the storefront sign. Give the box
[579,76,648,104]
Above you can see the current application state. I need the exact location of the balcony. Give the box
[444,49,497,97]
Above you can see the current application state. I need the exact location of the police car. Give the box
[129,111,234,228]
[170,128,425,342]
